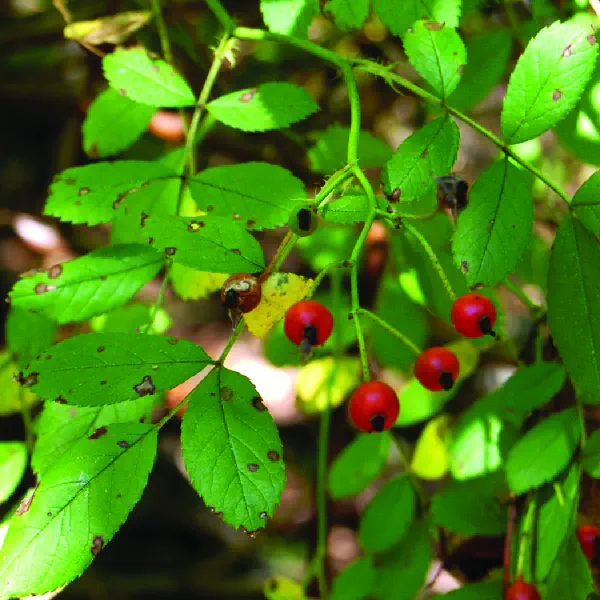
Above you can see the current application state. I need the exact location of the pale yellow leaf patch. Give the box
[296,357,361,415]
[411,414,450,480]
[170,264,228,301]
[244,273,313,339]
[64,11,151,45]
[264,576,314,600]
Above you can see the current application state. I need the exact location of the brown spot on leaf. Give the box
[252,396,266,411]
[16,371,39,387]
[117,440,130,449]
[55,396,68,404]
[188,220,205,232]
[240,88,257,103]
[148,237,155,244]
[233,213,240,220]
[113,192,127,210]
[247,463,259,472]
[46,355,52,360]
[78,187,90,196]
[119,88,127,96]
[47,511,53,517]
[35,283,56,295]
[168,338,178,345]
[64,178,76,185]
[424,21,444,30]
[388,187,401,203]
[552,89,562,101]
[247,219,256,228]
[458,64,465,74]
[267,450,281,462]
[588,34,597,45]
[259,511,267,519]
[562,45,573,57]
[91,535,104,556]
[151,64,160,73]
[117,493,122,498]
[221,387,233,401]
[420,149,429,159]
[231,249,241,255]
[89,426,108,440]
[206,205,214,212]
[348,312,354,320]
[47,264,63,279]
[140,212,149,227]
[238,526,258,539]
[16,494,34,515]
[134,375,156,396]
[97,346,105,353]
[165,247,177,256]
[100,380,107,385]
[461,261,469,273]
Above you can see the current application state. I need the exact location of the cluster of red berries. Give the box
[505,525,600,599]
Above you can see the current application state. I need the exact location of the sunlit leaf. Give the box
[261,0,320,38]
[6,307,56,368]
[64,11,150,45]
[0,443,27,505]
[571,169,600,235]
[170,264,228,301]
[323,0,369,30]
[372,0,461,36]
[411,415,450,479]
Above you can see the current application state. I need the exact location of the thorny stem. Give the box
[180,31,232,176]
[403,221,457,303]
[358,308,421,357]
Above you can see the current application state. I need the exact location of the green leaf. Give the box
[181,367,285,531]
[411,415,450,479]
[0,443,27,505]
[330,557,376,600]
[431,473,507,536]
[188,162,306,230]
[571,169,600,235]
[260,0,320,38]
[207,83,319,132]
[19,333,212,406]
[6,307,56,368]
[0,423,157,596]
[91,303,172,335]
[452,159,533,287]
[359,475,416,553]
[44,160,176,226]
[440,580,503,599]
[323,0,369,30]
[547,215,600,405]
[320,188,384,225]
[297,223,355,271]
[505,408,580,494]
[103,48,195,107]
[448,30,512,112]
[372,276,429,373]
[329,432,390,499]
[375,520,432,600]
[308,126,392,175]
[0,355,37,417]
[372,0,461,36]
[403,21,467,100]
[143,215,265,273]
[82,88,155,158]
[32,396,154,478]
[382,116,460,205]
[9,244,163,324]
[582,430,600,477]
[501,22,599,144]
[531,464,580,581]
[543,532,594,600]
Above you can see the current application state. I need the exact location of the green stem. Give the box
[403,220,457,302]
[516,495,537,578]
[180,32,231,176]
[354,61,570,205]
[577,396,587,449]
[342,64,361,165]
[502,278,542,315]
[358,309,421,357]
[205,0,233,30]
[218,319,245,363]
[140,261,173,334]
[315,167,355,209]
[309,261,351,297]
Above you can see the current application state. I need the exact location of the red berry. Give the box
[577,524,600,564]
[451,293,497,338]
[348,381,400,433]
[284,301,334,352]
[414,347,460,391]
[506,577,541,600]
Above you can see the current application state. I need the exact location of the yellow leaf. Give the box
[264,576,312,600]
[245,273,313,339]
[411,415,450,480]
[296,357,361,415]
[170,264,227,301]
[64,11,151,45]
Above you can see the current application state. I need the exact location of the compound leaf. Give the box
[9,244,163,324]
[0,423,157,597]
[17,333,212,406]
[0,443,27,505]
[372,0,460,36]
[260,0,320,38]
[103,47,195,107]
[547,215,600,405]
[329,432,390,499]
[452,159,533,286]
[382,116,460,205]
[403,21,466,100]
[571,169,600,236]
[359,476,416,553]
[44,161,176,226]
[188,162,306,230]
[83,88,155,158]
[582,430,600,477]
[323,0,369,30]
[505,408,580,494]
[143,215,265,273]
[501,22,598,144]
[207,83,319,132]
[6,307,57,368]
[181,368,285,532]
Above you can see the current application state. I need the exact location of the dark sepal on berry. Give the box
[297,208,313,233]
[439,371,455,391]
[370,414,386,432]
[223,289,239,309]
[303,325,318,347]
[455,180,469,211]
[479,315,496,337]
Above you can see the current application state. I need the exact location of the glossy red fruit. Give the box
[577,524,600,564]
[451,293,497,338]
[414,347,460,391]
[348,381,400,433]
[506,577,541,600]
[284,301,334,353]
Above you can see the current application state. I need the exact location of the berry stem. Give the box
[403,221,457,303]
[516,494,537,579]
[309,261,351,297]
[357,308,421,357]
